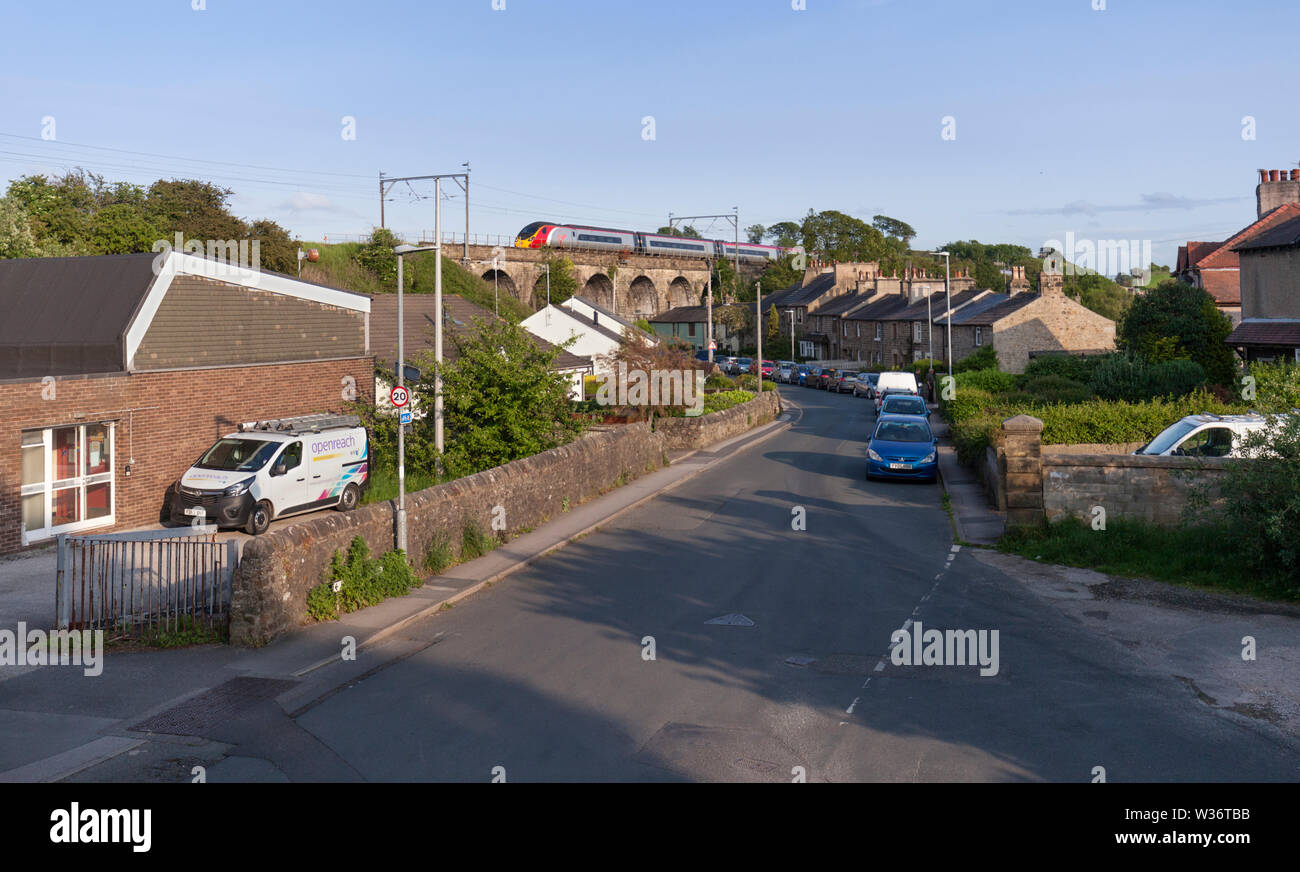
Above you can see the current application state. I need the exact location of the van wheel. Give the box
[246,501,272,535]
[337,483,360,512]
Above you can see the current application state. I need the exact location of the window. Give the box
[975,327,983,346]
[914,322,923,342]
[20,423,115,545]
[856,324,860,338]
[278,441,303,473]
[842,322,847,336]
[688,322,696,337]
[875,323,881,341]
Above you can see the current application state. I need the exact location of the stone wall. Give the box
[996,414,1231,528]
[1042,454,1231,526]
[230,391,782,645]
[655,390,782,452]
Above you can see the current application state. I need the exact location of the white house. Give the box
[521,296,655,378]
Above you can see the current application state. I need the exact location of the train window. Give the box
[577,234,622,244]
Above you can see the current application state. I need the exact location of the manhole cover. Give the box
[131,677,298,736]
[705,613,755,627]
[785,655,816,667]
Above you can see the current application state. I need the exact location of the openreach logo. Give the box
[50,803,150,853]
[595,363,706,415]
[890,620,1000,676]
[1041,232,1153,283]
[151,232,262,282]
[0,624,103,676]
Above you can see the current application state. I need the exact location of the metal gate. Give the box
[55,528,237,635]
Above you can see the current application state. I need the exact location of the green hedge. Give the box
[956,369,1018,393]
[1023,353,1107,384]
[1089,354,1206,402]
[703,389,755,414]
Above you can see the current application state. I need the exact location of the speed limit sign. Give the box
[390,385,410,408]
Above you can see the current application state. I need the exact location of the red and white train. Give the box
[514,221,786,263]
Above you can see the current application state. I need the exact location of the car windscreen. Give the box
[883,397,926,414]
[196,438,279,471]
[874,420,932,443]
[1137,420,1199,455]
[841,372,859,379]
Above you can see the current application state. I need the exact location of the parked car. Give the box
[717,355,737,373]
[1133,413,1286,458]
[875,386,917,414]
[875,370,920,396]
[777,362,795,383]
[735,357,753,375]
[797,365,814,386]
[853,372,880,399]
[803,366,821,386]
[866,414,938,482]
[169,414,367,534]
[816,367,838,390]
[834,371,861,393]
[759,360,777,379]
[879,393,931,418]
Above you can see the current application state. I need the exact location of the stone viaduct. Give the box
[449,243,760,321]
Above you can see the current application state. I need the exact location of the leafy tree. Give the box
[354,227,401,285]
[656,225,701,238]
[89,203,159,254]
[872,215,916,246]
[745,224,765,244]
[6,172,99,245]
[145,179,247,242]
[973,261,1006,292]
[764,221,802,248]
[249,218,298,274]
[421,318,585,479]
[1119,280,1234,385]
[0,197,41,258]
[799,209,890,262]
[1066,272,1132,322]
[541,255,578,305]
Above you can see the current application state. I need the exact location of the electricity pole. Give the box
[706,265,714,364]
[755,281,762,384]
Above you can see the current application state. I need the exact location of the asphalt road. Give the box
[213,385,1290,783]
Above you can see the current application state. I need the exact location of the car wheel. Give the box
[246,500,272,535]
[337,483,360,512]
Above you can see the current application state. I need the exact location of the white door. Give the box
[266,440,310,515]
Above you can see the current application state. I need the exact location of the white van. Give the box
[1134,413,1282,458]
[168,414,369,534]
[874,370,920,412]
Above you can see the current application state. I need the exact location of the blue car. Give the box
[795,364,811,385]
[866,414,938,481]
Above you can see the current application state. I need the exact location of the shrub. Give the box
[953,345,998,373]
[737,373,760,391]
[910,358,944,379]
[1023,353,1107,384]
[956,369,1018,394]
[1020,375,1094,405]
[1187,414,1300,596]
[1247,360,1300,412]
[705,372,734,390]
[703,389,754,414]
[425,532,454,574]
[1089,353,1205,402]
[460,521,498,561]
[307,536,420,621]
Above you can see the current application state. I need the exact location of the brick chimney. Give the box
[1256,166,1300,218]
[1039,256,1064,296]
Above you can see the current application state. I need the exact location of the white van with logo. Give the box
[1134,412,1285,458]
[168,414,368,534]
[874,370,920,412]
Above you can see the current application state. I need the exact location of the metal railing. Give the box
[55,528,237,636]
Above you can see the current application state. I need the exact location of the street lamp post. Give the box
[393,241,440,554]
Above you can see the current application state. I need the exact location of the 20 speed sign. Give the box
[390,385,410,408]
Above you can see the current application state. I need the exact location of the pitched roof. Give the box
[814,292,874,317]
[1233,213,1300,252]
[883,288,987,322]
[0,252,159,376]
[844,293,911,321]
[1225,320,1300,347]
[649,306,709,324]
[935,292,1012,325]
[1186,241,1223,267]
[1197,202,1300,270]
[370,294,591,371]
[762,273,838,312]
[938,292,1037,326]
[1199,269,1241,306]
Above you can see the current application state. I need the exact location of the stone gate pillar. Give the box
[1001,414,1044,527]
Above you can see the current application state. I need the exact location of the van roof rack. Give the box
[238,413,360,435]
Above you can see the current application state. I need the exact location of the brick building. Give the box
[1225,213,1300,363]
[1175,168,1300,325]
[0,251,374,554]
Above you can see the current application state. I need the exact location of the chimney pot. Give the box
[1270,169,1280,182]
[1261,169,1270,184]
[1292,169,1300,181]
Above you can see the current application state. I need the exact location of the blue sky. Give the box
[2,0,1296,266]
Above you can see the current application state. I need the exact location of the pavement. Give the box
[928,411,1005,545]
[0,403,796,782]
